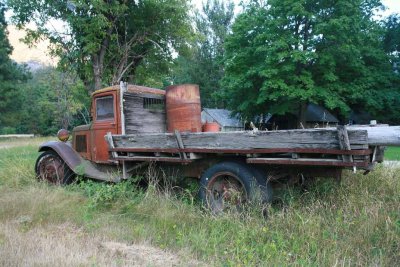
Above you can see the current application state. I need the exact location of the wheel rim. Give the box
[206,171,246,213]
[38,155,65,185]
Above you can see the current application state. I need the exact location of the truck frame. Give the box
[35,83,397,212]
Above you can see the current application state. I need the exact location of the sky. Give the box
[381,0,400,16]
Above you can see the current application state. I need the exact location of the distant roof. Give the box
[306,103,338,123]
[202,108,243,128]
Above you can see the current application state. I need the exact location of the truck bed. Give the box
[105,126,387,169]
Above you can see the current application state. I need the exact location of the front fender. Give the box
[39,141,83,174]
[38,141,120,181]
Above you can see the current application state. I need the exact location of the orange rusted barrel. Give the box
[166,84,202,133]
[202,122,220,132]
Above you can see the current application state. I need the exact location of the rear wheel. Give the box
[35,151,75,185]
[199,161,268,214]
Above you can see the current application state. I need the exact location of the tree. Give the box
[172,0,234,107]
[8,0,192,91]
[18,67,90,135]
[384,14,400,72]
[222,0,400,125]
[0,2,29,133]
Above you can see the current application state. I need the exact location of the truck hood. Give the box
[73,124,91,132]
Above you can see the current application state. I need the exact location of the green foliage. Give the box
[172,0,234,107]
[222,0,400,124]
[8,0,192,91]
[384,14,400,75]
[17,67,90,135]
[70,179,144,210]
[0,3,29,132]
[0,127,16,134]
[384,14,400,54]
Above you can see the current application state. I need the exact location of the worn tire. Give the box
[35,150,75,185]
[199,161,264,213]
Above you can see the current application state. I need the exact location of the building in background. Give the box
[304,103,339,128]
[201,108,244,132]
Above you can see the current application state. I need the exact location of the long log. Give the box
[0,134,34,138]
[346,126,400,146]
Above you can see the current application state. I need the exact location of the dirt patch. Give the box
[0,220,201,267]
[100,241,201,266]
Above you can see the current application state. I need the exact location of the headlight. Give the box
[57,129,70,142]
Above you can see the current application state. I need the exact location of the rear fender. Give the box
[39,141,83,174]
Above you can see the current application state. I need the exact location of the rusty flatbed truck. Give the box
[35,83,400,211]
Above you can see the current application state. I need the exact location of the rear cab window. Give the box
[96,96,114,121]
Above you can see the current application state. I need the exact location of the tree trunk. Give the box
[93,58,102,91]
[92,26,114,91]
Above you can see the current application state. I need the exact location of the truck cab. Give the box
[71,84,166,163]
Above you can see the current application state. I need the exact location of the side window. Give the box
[96,96,114,121]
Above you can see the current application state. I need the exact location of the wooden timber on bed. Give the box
[105,127,376,168]
[111,128,369,150]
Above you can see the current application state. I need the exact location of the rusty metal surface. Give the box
[72,124,91,160]
[75,135,88,153]
[109,147,372,155]
[39,141,82,170]
[247,158,369,167]
[91,90,120,163]
[166,84,202,133]
[38,141,120,181]
[202,122,220,132]
[72,124,91,132]
[36,152,66,184]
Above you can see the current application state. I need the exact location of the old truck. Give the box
[35,83,399,212]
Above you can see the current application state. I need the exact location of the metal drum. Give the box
[202,122,220,132]
[166,84,202,133]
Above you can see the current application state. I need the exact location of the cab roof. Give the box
[92,84,165,97]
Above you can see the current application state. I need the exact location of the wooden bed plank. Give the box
[111,129,368,151]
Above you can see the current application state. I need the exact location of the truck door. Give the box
[91,92,119,163]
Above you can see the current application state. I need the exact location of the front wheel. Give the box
[35,151,75,185]
[199,161,268,214]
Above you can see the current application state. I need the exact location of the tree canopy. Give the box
[2,0,400,134]
[172,0,234,108]
[8,0,193,91]
[222,0,400,124]
[0,2,29,133]
[384,14,400,74]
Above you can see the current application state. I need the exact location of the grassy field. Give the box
[0,138,399,266]
[385,147,400,161]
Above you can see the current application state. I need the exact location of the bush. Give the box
[0,127,16,134]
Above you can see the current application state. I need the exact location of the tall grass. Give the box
[0,140,399,266]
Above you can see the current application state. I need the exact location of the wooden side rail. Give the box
[108,147,372,156]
